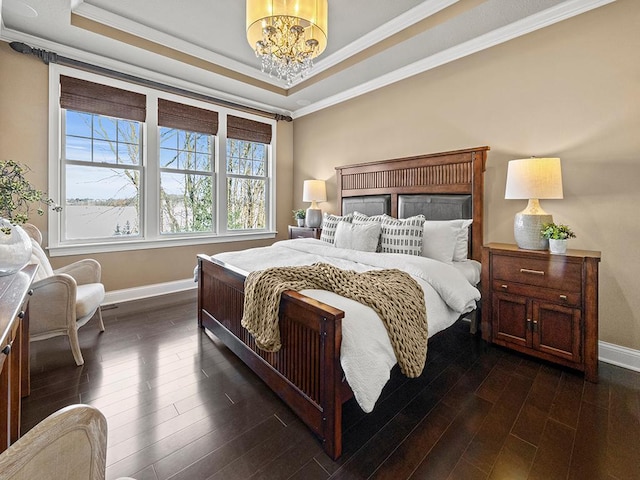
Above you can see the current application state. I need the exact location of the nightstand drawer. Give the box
[288,226,322,240]
[492,254,582,292]
[491,280,581,307]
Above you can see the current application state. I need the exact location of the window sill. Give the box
[47,231,278,257]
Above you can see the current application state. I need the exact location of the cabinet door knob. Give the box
[526,318,532,330]
[532,320,539,332]
[559,294,567,301]
[501,284,508,290]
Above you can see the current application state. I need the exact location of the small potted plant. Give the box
[293,209,306,227]
[0,160,61,275]
[541,222,576,254]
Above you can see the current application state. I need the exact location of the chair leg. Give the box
[68,326,85,366]
[97,307,105,332]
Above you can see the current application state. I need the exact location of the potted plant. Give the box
[293,209,306,227]
[541,222,576,254]
[0,160,61,275]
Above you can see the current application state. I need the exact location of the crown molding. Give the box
[0,27,292,117]
[71,1,270,85]
[310,0,460,77]
[293,0,617,119]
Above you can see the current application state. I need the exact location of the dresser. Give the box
[481,243,601,382]
[0,264,37,452]
[288,225,322,240]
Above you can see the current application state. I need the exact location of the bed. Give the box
[197,146,489,459]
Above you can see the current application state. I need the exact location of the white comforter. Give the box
[212,239,480,412]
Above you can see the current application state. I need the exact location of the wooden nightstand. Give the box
[481,243,601,382]
[288,225,322,239]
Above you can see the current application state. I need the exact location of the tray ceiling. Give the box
[0,0,616,118]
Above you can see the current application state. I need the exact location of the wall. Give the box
[0,41,294,291]
[293,0,640,351]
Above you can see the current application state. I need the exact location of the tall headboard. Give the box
[335,146,489,262]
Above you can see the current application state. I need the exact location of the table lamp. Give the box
[505,157,563,250]
[303,179,326,228]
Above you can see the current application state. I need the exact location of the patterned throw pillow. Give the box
[380,215,425,256]
[352,211,389,224]
[320,213,353,244]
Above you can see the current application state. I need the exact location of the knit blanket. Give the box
[241,263,428,378]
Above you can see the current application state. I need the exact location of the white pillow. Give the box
[351,211,389,251]
[334,221,381,252]
[422,219,473,263]
[380,215,425,256]
[319,213,353,244]
[452,219,473,261]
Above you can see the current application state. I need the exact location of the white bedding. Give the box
[212,238,480,412]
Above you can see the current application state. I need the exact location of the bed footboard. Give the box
[197,254,346,459]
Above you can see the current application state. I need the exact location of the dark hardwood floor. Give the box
[23,300,640,480]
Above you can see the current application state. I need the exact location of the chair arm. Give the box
[55,259,101,285]
[29,274,77,335]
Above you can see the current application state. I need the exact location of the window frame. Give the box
[48,65,277,256]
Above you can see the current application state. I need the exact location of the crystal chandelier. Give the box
[246,0,328,85]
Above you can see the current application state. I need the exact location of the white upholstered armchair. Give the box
[23,224,105,366]
[0,404,107,480]
[0,404,137,480]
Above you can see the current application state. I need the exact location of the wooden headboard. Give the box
[335,146,489,262]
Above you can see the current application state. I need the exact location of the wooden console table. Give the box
[0,264,37,452]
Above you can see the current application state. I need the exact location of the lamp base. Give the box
[306,208,322,228]
[514,213,552,250]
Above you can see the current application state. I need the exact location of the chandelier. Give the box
[246,0,328,85]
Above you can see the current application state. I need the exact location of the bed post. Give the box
[470,148,488,262]
[319,314,343,459]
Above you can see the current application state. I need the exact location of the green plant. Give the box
[293,209,306,220]
[541,222,576,240]
[0,160,61,234]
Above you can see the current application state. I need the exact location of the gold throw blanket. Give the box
[241,263,428,378]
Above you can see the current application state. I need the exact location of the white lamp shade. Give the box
[302,179,327,202]
[505,158,563,200]
[246,0,328,57]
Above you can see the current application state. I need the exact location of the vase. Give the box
[548,238,568,254]
[296,218,305,227]
[0,219,33,276]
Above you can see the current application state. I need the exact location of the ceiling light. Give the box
[246,0,328,85]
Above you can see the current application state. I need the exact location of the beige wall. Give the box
[293,0,640,351]
[0,41,294,291]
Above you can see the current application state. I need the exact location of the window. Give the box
[159,127,214,234]
[157,99,218,234]
[50,67,276,255]
[64,110,142,240]
[226,115,272,230]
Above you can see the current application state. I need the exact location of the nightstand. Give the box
[288,225,322,239]
[481,243,601,382]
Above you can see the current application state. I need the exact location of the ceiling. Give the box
[0,0,615,118]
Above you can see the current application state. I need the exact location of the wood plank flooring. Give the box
[22,301,640,480]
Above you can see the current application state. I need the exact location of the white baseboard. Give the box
[103,277,196,305]
[102,279,640,373]
[599,341,640,372]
